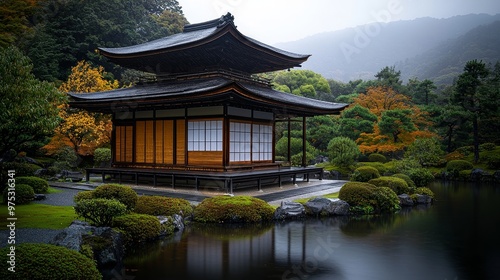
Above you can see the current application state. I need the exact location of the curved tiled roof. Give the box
[69,77,347,117]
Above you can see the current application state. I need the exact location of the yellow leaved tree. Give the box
[44,61,118,155]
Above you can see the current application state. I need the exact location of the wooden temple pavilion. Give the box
[69,13,347,193]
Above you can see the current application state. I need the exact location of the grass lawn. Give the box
[0,200,75,229]
[293,192,339,204]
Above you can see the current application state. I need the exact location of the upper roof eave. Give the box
[68,78,347,116]
[97,13,310,73]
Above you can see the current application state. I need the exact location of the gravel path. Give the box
[0,187,81,248]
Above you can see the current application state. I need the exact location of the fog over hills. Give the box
[276,14,500,83]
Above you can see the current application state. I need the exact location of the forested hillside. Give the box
[397,20,500,85]
[276,14,500,82]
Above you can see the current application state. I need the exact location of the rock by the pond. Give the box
[50,220,123,270]
[274,201,306,220]
[415,194,432,204]
[304,197,350,216]
[325,200,350,216]
[470,168,487,181]
[157,214,185,235]
[305,197,333,215]
[398,194,414,206]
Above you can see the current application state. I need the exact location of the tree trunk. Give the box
[473,114,479,163]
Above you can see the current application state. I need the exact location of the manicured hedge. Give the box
[74,198,128,227]
[350,166,380,182]
[392,173,416,190]
[3,184,34,205]
[193,196,274,223]
[372,186,401,213]
[93,184,137,210]
[113,213,162,243]
[446,160,473,174]
[15,176,49,193]
[414,187,435,198]
[338,182,376,207]
[368,176,410,195]
[73,190,95,203]
[0,243,101,280]
[405,168,434,188]
[368,153,387,163]
[134,195,193,217]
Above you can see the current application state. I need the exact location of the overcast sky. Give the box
[178,0,500,44]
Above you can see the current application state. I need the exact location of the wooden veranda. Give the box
[86,166,323,194]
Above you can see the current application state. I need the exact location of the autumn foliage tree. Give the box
[352,86,436,154]
[45,61,118,155]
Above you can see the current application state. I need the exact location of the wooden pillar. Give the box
[302,116,307,167]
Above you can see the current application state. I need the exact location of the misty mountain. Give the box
[276,14,500,83]
[397,20,500,85]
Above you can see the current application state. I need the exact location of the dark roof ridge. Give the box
[184,12,235,32]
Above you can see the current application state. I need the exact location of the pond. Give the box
[120,181,500,280]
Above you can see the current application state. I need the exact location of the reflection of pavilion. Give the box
[69,13,347,192]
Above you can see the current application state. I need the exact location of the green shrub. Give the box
[0,243,101,280]
[73,190,95,203]
[368,153,387,163]
[414,187,434,198]
[338,182,376,207]
[1,162,41,176]
[113,213,161,243]
[15,176,49,193]
[388,158,421,174]
[479,143,495,151]
[392,173,417,191]
[446,160,474,178]
[351,166,380,182]
[372,187,401,213]
[134,196,193,217]
[327,137,361,167]
[93,184,137,210]
[193,196,274,223]
[484,153,500,169]
[368,176,410,195]
[3,184,34,204]
[93,148,111,166]
[406,168,435,188]
[74,198,128,226]
[357,162,388,174]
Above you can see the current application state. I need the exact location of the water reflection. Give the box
[122,182,500,280]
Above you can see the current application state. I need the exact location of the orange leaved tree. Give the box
[352,86,436,154]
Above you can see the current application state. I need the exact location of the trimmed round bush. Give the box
[93,183,137,210]
[446,160,473,174]
[368,176,410,195]
[73,190,95,203]
[351,166,380,182]
[15,176,49,193]
[392,173,416,191]
[134,195,193,217]
[3,184,34,205]
[484,153,500,169]
[368,153,387,163]
[94,147,111,163]
[338,182,376,207]
[193,196,275,223]
[406,168,435,188]
[479,143,495,151]
[372,186,401,213]
[113,213,161,243]
[74,198,128,226]
[358,162,388,174]
[414,187,435,198]
[0,243,101,280]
